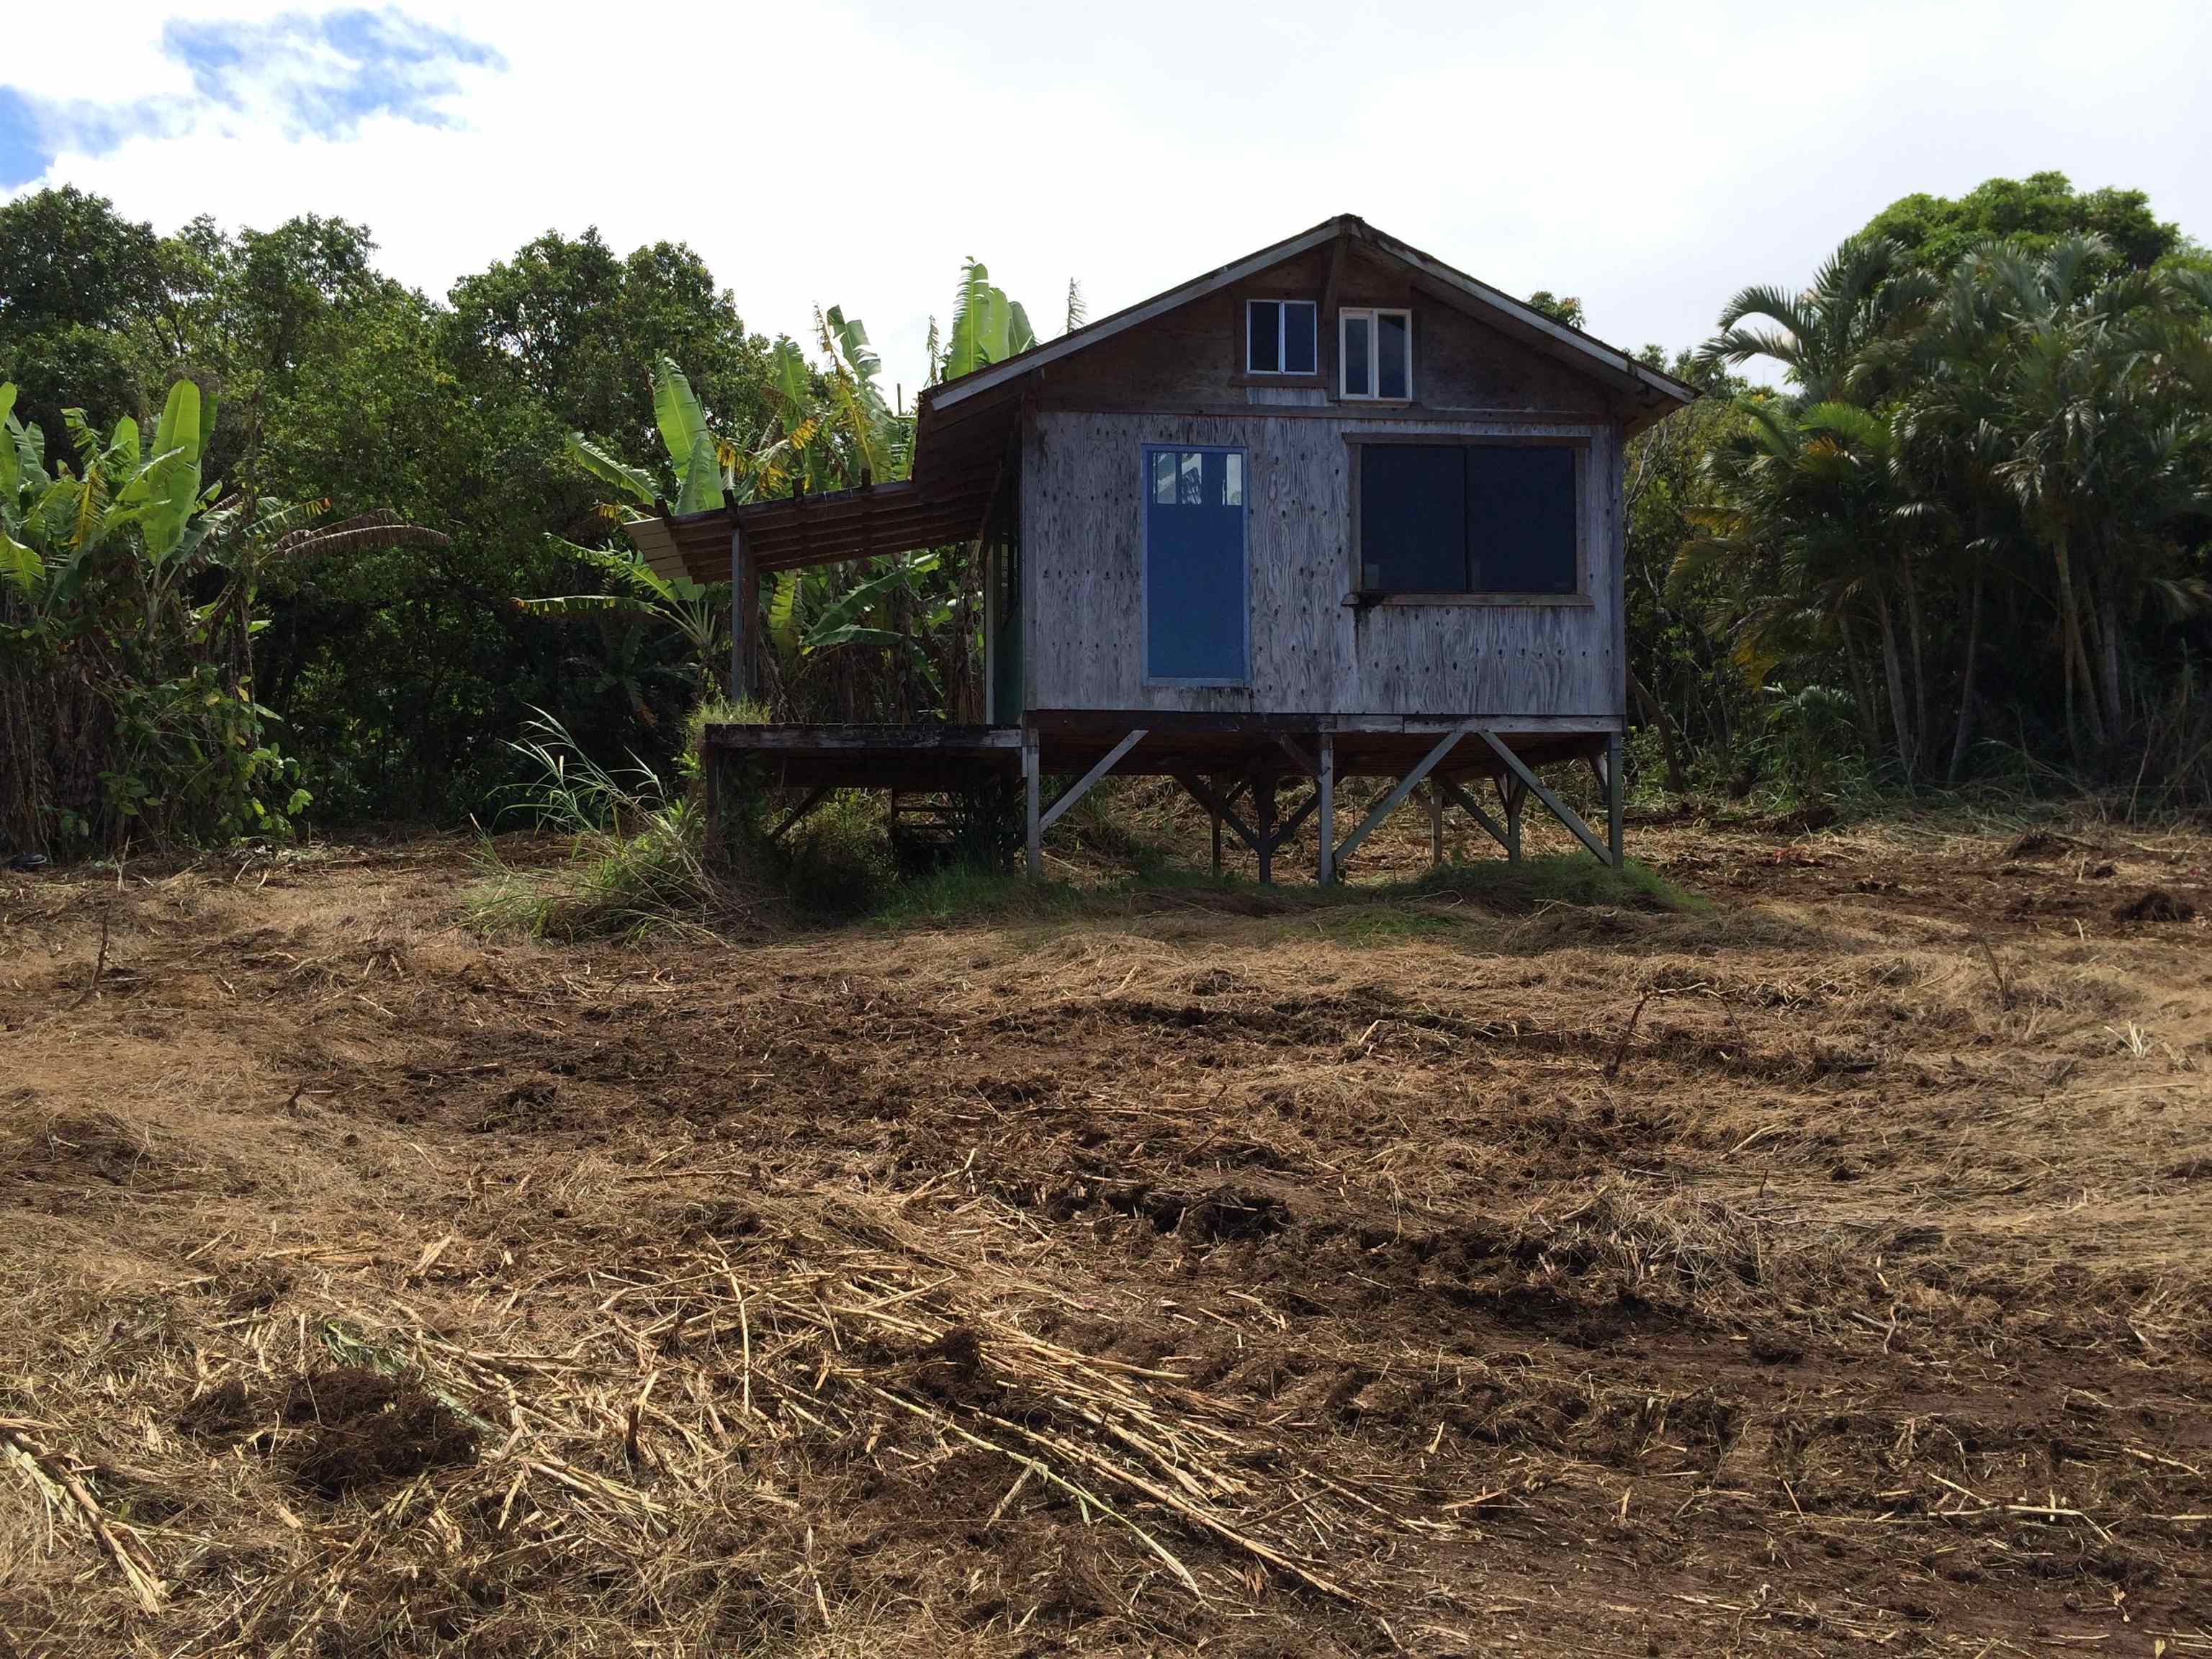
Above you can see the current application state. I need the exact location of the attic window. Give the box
[1340,308,1411,400]
[1246,300,1318,376]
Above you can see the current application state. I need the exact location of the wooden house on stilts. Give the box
[628,215,1696,881]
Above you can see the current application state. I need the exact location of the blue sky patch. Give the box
[164,7,505,138]
[0,6,503,188]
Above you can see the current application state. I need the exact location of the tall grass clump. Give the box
[472,709,739,942]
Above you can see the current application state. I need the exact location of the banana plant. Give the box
[519,538,728,695]
[943,260,1038,382]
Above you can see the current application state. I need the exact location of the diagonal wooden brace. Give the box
[1434,775,1510,850]
[1333,723,1471,869]
[1038,729,1146,833]
[1173,773,1262,855]
[1476,731,1612,863]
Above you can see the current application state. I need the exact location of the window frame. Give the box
[1344,431,1593,606]
[1244,297,1319,379]
[1139,441,1253,688]
[1339,307,1413,402]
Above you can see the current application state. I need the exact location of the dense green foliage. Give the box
[3,173,2207,858]
[1656,175,2212,805]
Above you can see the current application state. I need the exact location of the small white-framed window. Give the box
[1340,307,1412,400]
[1246,299,1318,376]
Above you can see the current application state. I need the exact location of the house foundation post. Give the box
[1316,733,1335,886]
[1254,772,1277,886]
[1022,725,1041,878]
[1429,783,1444,868]
[1606,731,1625,869]
[1504,775,1524,863]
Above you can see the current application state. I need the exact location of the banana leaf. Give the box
[566,433,659,505]
[675,429,724,515]
[652,359,709,472]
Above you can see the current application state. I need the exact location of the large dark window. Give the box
[1356,443,1578,595]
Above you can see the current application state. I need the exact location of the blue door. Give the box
[1143,446,1248,684]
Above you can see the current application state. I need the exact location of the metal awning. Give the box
[625,438,1010,584]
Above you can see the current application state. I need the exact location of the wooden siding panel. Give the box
[1025,412,1622,721]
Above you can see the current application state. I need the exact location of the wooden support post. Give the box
[1211,799,1223,878]
[1606,731,1625,869]
[1505,775,1525,863]
[729,522,754,702]
[1429,782,1444,868]
[1255,773,1277,886]
[1022,725,1041,878]
[1316,733,1334,886]
[1476,731,1611,864]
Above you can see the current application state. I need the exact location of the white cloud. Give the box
[9,0,2210,402]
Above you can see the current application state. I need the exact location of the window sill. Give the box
[1344,591,1593,608]
[1229,372,1324,389]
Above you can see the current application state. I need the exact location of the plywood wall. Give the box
[1022,410,1622,721]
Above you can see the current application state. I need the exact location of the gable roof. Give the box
[918,213,1694,425]
[630,215,1695,583]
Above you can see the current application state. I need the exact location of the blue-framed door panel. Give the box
[1141,444,1249,686]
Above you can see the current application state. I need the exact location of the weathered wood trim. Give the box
[1344,592,1597,609]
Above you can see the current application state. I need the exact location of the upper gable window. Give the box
[1340,307,1412,400]
[1246,300,1318,376]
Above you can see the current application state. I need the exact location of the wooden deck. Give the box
[702,713,1613,793]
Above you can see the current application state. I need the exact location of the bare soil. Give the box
[3,814,2210,1656]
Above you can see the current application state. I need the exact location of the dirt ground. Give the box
[3,811,2209,1657]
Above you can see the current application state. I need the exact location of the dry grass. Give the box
[3,816,2211,1655]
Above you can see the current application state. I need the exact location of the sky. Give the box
[6,1,2209,401]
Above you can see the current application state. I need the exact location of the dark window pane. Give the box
[1284,302,1316,374]
[1359,444,1465,591]
[1377,311,1409,399]
[1467,445,1577,593]
[1247,300,1279,373]
[1343,313,1371,397]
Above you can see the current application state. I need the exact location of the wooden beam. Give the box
[1173,773,1262,855]
[1477,731,1611,864]
[1333,724,1471,870]
[1274,732,1318,775]
[1435,775,1509,851]
[1038,729,1146,833]
[1270,787,1319,849]
[767,786,830,843]
[1428,782,1444,868]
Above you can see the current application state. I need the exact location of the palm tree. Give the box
[1700,235,1936,405]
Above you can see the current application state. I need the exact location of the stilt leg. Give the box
[1316,734,1334,887]
[1503,775,1524,864]
[1606,732,1624,869]
[1429,782,1444,868]
[1022,727,1041,878]
[1255,773,1277,886]
[1210,792,1223,878]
